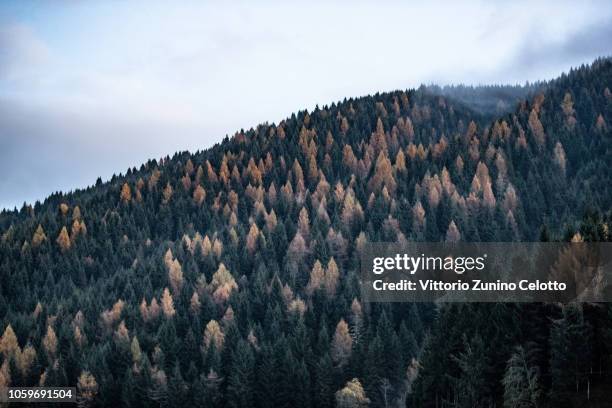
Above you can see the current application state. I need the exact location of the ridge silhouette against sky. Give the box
[1,0,612,209]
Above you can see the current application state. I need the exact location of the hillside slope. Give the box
[0,58,611,407]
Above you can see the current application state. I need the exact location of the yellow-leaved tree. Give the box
[32,225,47,247]
[161,288,175,318]
[120,183,132,203]
[57,227,71,251]
[77,371,98,408]
[335,379,370,408]
[203,320,224,351]
[331,319,352,367]
[210,263,238,304]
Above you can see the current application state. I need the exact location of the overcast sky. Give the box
[1,1,612,210]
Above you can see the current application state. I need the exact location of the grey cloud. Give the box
[448,15,612,87]
[512,17,612,73]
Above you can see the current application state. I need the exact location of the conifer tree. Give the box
[315,353,334,408]
[324,258,340,298]
[42,325,58,361]
[120,183,132,203]
[550,304,591,401]
[502,345,541,408]
[193,185,206,206]
[528,109,545,146]
[331,319,352,367]
[227,339,255,408]
[446,220,461,242]
[77,371,98,408]
[32,224,47,247]
[453,334,492,408]
[161,288,176,318]
[204,320,224,351]
[335,378,370,408]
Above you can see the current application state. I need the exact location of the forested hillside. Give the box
[0,58,611,407]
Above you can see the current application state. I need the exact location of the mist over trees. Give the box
[423,83,541,116]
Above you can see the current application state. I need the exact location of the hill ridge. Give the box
[0,56,610,407]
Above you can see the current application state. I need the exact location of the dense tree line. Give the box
[0,58,611,407]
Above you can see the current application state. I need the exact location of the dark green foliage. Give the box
[0,58,611,407]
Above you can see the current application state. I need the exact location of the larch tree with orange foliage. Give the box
[161,288,175,318]
[56,226,71,251]
[331,319,352,367]
[368,151,396,194]
[120,183,132,203]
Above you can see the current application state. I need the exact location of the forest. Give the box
[0,58,611,407]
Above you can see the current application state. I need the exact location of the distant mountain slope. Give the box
[0,58,610,407]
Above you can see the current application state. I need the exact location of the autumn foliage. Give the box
[0,58,611,407]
